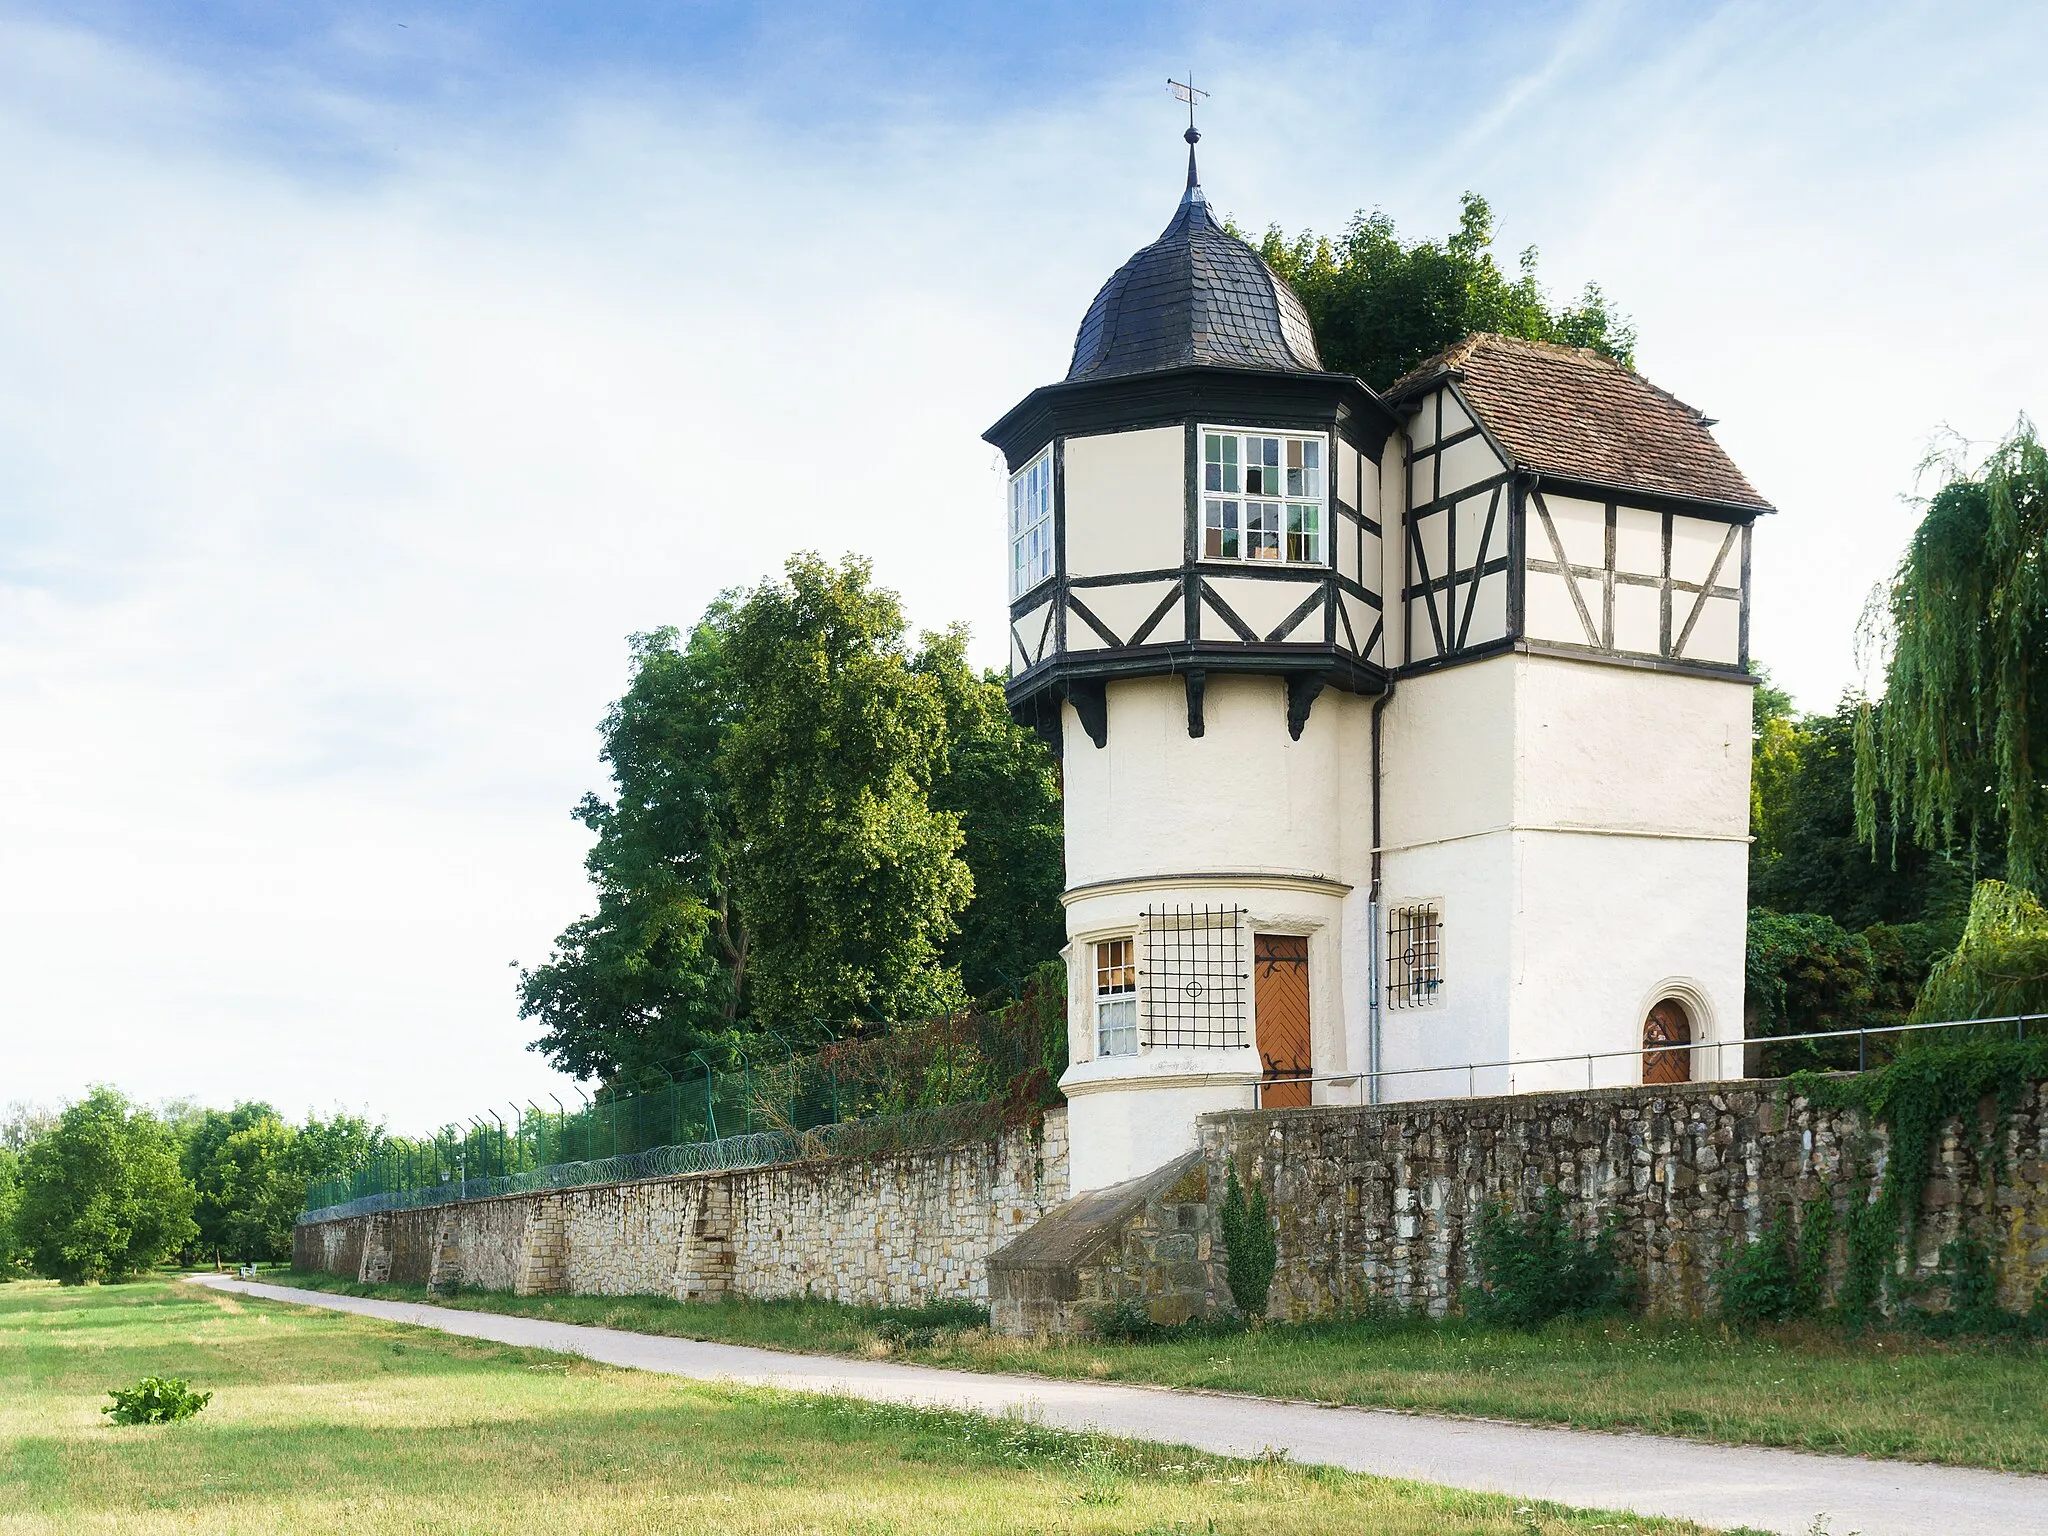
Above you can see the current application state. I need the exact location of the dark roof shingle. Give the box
[1067,169,1321,382]
[1388,335,1771,511]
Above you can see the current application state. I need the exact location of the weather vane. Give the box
[1168,76,1209,141]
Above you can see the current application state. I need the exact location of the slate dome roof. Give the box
[1066,140,1323,382]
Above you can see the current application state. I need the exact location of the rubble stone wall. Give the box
[294,1109,1067,1307]
[1204,1080,2048,1320]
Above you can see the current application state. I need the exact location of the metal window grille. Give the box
[1386,902,1442,1009]
[1142,905,1248,1048]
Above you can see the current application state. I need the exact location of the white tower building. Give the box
[988,135,1769,1195]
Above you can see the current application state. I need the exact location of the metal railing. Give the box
[299,1100,1017,1224]
[1251,1012,2048,1108]
[301,989,1067,1219]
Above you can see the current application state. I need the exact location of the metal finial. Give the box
[1168,76,1209,190]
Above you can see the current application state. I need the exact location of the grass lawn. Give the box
[0,1277,1716,1536]
[281,1267,2048,1474]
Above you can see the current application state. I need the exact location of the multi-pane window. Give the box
[1009,448,1054,597]
[1202,428,1325,565]
[1094,938,1138,1057]
[1386,902,1442,1009]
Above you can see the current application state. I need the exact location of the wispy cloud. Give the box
[1,0,2044,1125]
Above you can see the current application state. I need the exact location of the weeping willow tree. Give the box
[1910,880,2048,1023]
[1856,419,2048,895]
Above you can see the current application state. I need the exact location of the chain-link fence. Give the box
[302,983,1066,1222]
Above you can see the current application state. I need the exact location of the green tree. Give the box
[206,1119,302,1263]
[292,1110,386,1189]
[914,625,1064,1000]
[1857,420,2048,893]
[519,622,743,1083]
[0,1147,25,1278]
[1911,880,2048,1026]
[1751,694,1966,932]
[180,1101,280,1258]
[1250,193,1636,391]
[15,1088,196,1283]
[524,554,1063,1084]
[721,554,973,1030]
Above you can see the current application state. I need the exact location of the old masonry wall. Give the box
[294,1109,1067,1306]
[990,1079,2048,1333]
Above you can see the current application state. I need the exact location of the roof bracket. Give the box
[1184,668,1206,738]
[1285,672,1327,741]
[1066,679,1109,749]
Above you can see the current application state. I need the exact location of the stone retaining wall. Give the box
[294,1109,1066,1308]
[991,1079,2048,1332]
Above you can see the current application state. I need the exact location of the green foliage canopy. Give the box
[1250,193,1636,390]
[1911,880,2048,1026]
[1857,420,2048,892]
[15,1089,196,1284]
[521,554,1064,1084]
[720,553,974,1028]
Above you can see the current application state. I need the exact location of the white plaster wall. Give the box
[1061,675,1362,889]
[1375,830,1515,1099]
[1064,1077,1253,1195]
[1511,654,1750,836]
[1063,426,1185,579]
[1376,652,1516,850]
[1506,831,1748,1092]
[1372,652,1750,1099]
[1057,676,1369,1190]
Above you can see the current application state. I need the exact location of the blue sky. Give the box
[3,0,2045,1129]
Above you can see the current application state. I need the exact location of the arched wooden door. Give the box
[1642,999,1692,1085]
[1255,934,1312,1108]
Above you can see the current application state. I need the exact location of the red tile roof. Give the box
[1387,334,1772,511]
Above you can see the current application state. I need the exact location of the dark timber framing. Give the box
[992,363,1767,750]
[989,364,1399,751]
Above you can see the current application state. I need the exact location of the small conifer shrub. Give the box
[1219,1163,1278,1318]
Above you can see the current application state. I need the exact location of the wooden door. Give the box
[1255,934,1312,1108]
[1642,999,1692,1085]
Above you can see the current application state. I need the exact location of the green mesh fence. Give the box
[301,988,1066,1222]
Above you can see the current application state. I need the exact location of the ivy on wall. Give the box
[1790,1039,2048,1323]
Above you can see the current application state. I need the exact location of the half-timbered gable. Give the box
[1385,335,1771,676]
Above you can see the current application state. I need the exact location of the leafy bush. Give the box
[103,1376,211,1425]
[1718,1210,1798,1324]
[1218,1164,1277,1319]
[1910,880,2048,1028]
[1465,1188,1630,1328]
[1718,1200,1836,1325]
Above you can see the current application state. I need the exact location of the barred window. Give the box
[1386,902,1442,1009]
[1094,938,1138,1057]
[1142,905,1248,1048]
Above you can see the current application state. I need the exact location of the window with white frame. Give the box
[1386,902,1442,1009]
[1009,448,1054,597]
[1201,428,1326,565]
[1094,937,1138,1057]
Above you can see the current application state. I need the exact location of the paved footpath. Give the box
[191,1275,2046,1536]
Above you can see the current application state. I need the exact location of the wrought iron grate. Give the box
[1387,901,1442,1009]
[1142,904,1248,1048]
